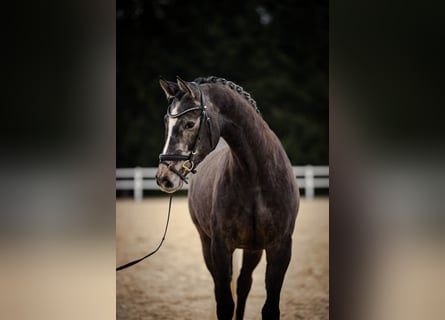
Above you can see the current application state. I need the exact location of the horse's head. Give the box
[156,77,218,193]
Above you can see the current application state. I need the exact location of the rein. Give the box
[116,195,173,271]
[158,82,213,183]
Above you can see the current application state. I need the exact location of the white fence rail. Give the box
[116,166,329,201]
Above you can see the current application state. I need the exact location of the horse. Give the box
[155,76,299,320]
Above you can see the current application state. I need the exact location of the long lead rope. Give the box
[116,195,173,271]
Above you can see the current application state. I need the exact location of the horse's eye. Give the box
[185,121,195,129]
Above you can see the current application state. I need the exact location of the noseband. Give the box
[159,83,213,183]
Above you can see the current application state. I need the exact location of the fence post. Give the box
[134,167,143,201]
[304,165,314,199]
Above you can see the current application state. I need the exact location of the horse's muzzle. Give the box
[155,164,184,193]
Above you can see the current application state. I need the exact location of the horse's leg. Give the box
[235,249,263,320]
[211,236,234,320]
[198,230,215,278]
[196,230,218,320]
[262,236,292,320]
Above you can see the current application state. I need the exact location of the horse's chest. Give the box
[217,199,273,249]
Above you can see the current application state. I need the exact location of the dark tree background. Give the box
[117,0,328,167]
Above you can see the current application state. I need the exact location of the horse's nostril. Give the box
[160,176,173,189]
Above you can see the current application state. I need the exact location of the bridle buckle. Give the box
[182,160,195,173]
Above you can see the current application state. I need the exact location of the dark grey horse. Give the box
[156,76,299,320]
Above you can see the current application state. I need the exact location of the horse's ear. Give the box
[176,76,196,99]
[159,79,178,100]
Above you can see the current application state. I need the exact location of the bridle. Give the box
[158,83,213,183]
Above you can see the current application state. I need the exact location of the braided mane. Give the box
[194,76,261,116]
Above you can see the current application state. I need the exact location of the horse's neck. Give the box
[216,95,285,181]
